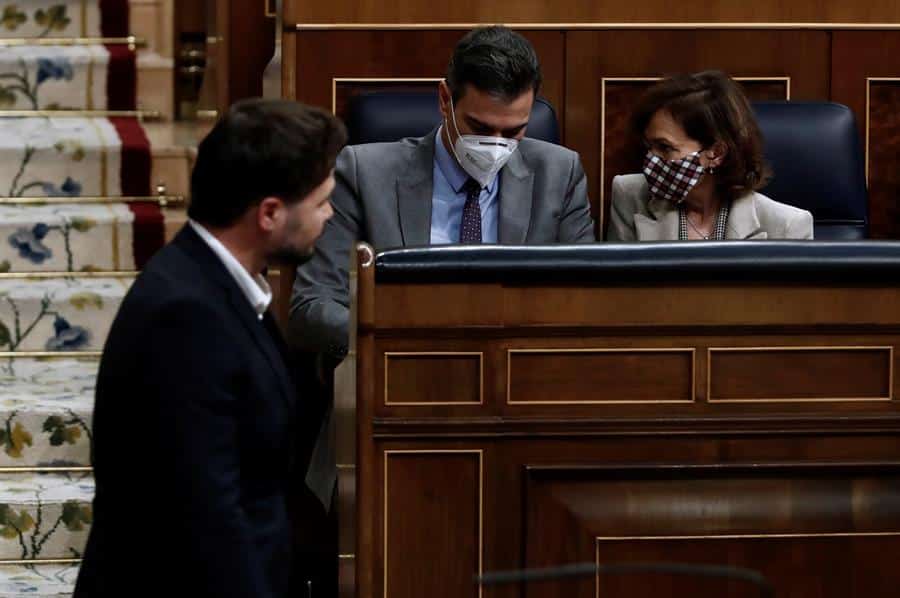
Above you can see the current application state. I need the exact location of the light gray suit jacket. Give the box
[290,129,595,357]
[607,174,814,241]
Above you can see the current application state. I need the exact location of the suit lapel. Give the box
[726,194,767,240]
[174,226,296,410]
[635,197,679,241]
[227,291,297,411]
[397,130,436,246]
[498,149,534,244]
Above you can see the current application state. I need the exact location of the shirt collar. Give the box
[434,125,499,194]
[188,220,272,319]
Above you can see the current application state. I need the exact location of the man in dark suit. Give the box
[74,99,346,598]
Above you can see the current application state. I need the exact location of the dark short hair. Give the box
[630,70,771,202]
[188,98,347,227]
[446,26,542,103]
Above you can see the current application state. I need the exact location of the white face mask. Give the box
[446,97,519,189]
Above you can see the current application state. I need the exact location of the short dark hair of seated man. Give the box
[289,25,596,361]
[607,70,813,242]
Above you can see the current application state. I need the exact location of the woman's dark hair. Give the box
[630,70,771,201]
[446,26,542,103]
[188,98,347,227]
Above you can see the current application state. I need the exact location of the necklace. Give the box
[685,213,713,240]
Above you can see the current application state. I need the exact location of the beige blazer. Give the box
[607,173,814,241]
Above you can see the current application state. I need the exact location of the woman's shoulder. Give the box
[611,173,648,195]
[747,191,814,238]
[610,174,649,208]
[748,191,813,221]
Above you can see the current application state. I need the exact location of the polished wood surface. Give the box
[285,0,900,26]
[216,0,275,110]
[342,245,900,598]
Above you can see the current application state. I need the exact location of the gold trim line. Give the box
[384,450,483,598]
[706,345,894,403]
[296,22,900,31]
[507,347,697,405]
[384,351,484,406]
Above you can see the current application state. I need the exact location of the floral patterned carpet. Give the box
[1,1,155,593]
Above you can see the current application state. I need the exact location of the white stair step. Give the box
[0,1,102,40]
[0,276,133,352]
[0,204,138,272]
[0,563,80,597]
[0,472,94,561]
[0,357,96,468]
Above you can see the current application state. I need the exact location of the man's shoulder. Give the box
[127,240,218,309]
[338,135,429,174]
[517,137,579,166]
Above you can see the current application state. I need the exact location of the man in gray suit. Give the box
[290,26,595,361]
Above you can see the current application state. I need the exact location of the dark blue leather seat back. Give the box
[345,90,561,145]
[753,102,868,240]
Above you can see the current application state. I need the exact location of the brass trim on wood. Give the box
[295,23,900,31]
[506,347,697,405]
[383,449,483,598]
[706,346,895,403]
[331,77,442,115]
[383,351,484,406]
[599,76,790,234]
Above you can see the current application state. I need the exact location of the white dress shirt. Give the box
[189,220,272,320]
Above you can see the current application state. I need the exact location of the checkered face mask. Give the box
[642,150,707,204]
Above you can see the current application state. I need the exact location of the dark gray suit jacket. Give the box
[289,129,595,358]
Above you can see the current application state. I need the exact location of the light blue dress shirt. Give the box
[430,126,500,244]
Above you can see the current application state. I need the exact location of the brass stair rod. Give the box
[0,109,163,120]
[0,195,186,207]
[0,35,146,48]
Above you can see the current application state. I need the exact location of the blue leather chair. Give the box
[344,90,561,145]
[753,101,868,240]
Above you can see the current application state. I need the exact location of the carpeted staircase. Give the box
[0,1,194,593]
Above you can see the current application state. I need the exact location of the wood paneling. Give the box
[507,348,694,404]
[708,347,893,402]
[217,0,275,109]
[565,30,830,234]
[382,451,481,598]
[831,32,900,238]
[524,463,900,598]
[384,353,482,405]
[290,30,566,127]
[867,81,900,237]
[285,1,900,26]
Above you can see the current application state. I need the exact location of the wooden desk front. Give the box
[336,244,900,598]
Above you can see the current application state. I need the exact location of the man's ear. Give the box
[257,196,283,233]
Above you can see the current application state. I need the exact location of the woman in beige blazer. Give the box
[608,71,813,242]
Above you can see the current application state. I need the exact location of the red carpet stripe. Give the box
[99,0,130,38]
[104,44,137,111]
[110,117,163,267]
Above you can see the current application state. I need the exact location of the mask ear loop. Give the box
[445,95,467,169]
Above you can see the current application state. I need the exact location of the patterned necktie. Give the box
[459,178,483,244]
